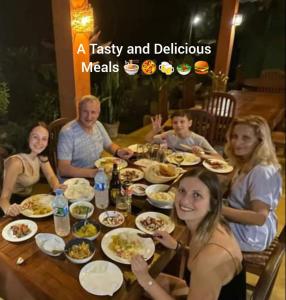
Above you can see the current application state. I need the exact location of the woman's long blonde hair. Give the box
[224,115,280,173]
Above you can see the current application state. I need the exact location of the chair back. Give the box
[260,69,285,80]
[188,108,215,144]
[251,226,285,300]
[203,92,236,145]
[48,118,70,171]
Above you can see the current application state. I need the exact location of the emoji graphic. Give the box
[159,61,174,75]
[177,63,192,75]
[141,60,157,75]
[194,61,209,75]
[124,61,139,75]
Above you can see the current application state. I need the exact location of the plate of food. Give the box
[203,159,234,174]
[144,163,179,184]
[145,184,176,209]
[95,157,128,174]
[119,168,144,182]
[135,212,175,235]
[79,260,124,296]
[134,159,153,169]
[35,233,65,256]
[166,152,201,166]
[63,178,95,202]
[129,183,148,196]
[2,219,38,242]
[128,144,148,153]
[98,211,125,228]
[20,194,54,218]
[65,238,95,264]
[101,228,155,264]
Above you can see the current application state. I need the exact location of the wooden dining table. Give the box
[229,90,285,130]
[0,164,190,300]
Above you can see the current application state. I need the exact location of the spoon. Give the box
[84,208,89,226]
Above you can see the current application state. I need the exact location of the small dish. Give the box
[98,211,125,228]
[69,201,94,220]
[35,233,65,256]
[65,238,95,264]
[130,183,148,196]
[72,220,101,241]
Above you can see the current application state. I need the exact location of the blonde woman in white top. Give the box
[0,122,63,217]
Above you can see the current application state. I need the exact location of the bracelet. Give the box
[175,241,183,252]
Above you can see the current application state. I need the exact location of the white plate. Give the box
[146,197,174,209]
[166,152,201,166]
[63,178,94,202]
[130,183,148,196]
[21,194,54,218]
[135,212,175,235]
[134,159,154,169]
[203,159,234,174]
[35,233,65,256]
[95,157,128,170]
[2,219,38,242]
[101,228,155,264]
[79,260,123,296]
[119,168,144,182]
[98,211,125,228]
[128,144,148,153]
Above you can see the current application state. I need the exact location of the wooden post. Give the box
[51,0,91,119]
[214,0,239,76]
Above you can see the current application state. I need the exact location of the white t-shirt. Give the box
[227,164,282,252]
[153,130,217,153]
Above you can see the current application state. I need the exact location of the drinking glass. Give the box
[136,144,145,159]
[173,153,184,167]
[150,144,160,161]
[116,195,129,217]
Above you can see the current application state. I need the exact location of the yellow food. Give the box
[72,205,91,215]
[75,223,97,237]
[109,233,143,260]
[68,242,91,259]
[25,197,52,215]
[158,164,176,177]
[149,192,174,202]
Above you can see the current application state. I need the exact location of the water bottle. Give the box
[94,168,109,209]
[53,189,70,237]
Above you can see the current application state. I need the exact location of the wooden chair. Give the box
[260,69,285,80]
[48,117,70,172]
[243,226,285,299]
[203,92,236,146]
[188,108,215,144]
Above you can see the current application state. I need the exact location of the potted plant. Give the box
[0,81,9,124]
[94,71,122,138]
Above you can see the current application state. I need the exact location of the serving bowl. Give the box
[145,184,175,209]
[69,201,94,220]
[72,220,101,241]
[65,238,95,264]
[144,163,179,184]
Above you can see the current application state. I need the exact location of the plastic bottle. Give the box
[53,189,70,237]
[109,164,121,205]
[94,168,109,209]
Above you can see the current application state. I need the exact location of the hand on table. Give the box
[5,203,22,217]
[154,230,178,250]
[117,148,133,159]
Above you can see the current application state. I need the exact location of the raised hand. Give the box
[151,114,162,134]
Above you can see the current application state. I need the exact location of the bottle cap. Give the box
[55,188,64,196]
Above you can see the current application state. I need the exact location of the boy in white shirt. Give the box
[145,110,218,156]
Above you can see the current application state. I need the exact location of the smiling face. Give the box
[172,116,192,136]
[230,124,260,160]
[175,176,210,224]
[29,126,49,155]
[79,100,100,130]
